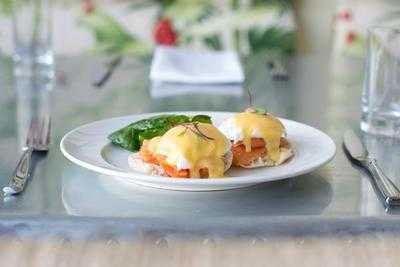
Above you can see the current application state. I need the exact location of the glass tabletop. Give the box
[1,51,400,237]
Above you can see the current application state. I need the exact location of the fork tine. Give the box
[46,117,51,145]
[39,117,45,145]
[33,119,39,147]
[40,115,51,148]
[34,119,40,146]
[26,118,37,148]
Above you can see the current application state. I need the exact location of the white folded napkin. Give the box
[150,46,244,84]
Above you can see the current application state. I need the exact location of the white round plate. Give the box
[60,112,336,191]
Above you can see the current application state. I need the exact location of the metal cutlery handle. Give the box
[3,148,33,195]
[365,158,400,206]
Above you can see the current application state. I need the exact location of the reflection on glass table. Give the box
[62,169,332,218]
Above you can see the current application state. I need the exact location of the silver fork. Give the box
[3,116,51,195]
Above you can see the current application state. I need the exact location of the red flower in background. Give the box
[83,0,95,15]
[346,31,356,44]
[337,9,352,21]
[154,18,177,46]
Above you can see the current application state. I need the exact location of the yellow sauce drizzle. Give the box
[155,123,228,178]
[193,158,225,178]
[234,112,284,162]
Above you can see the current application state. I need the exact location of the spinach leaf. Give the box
[191,114,213,123]
[108,114,212,151]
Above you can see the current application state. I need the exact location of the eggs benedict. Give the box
[129,122,233,178]
[218,108,293,168]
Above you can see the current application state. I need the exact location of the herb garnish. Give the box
[246,88,267,115]
[178,122,214,141]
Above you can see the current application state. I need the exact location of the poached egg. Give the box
[144,123,232,178]
[218,110,285,163]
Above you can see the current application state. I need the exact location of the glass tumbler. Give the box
[361,27,400,137]
[12,0,53,77]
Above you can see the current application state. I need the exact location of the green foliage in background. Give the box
[79,10,151,55]
[248,27,295,56]
[0,0,14,15]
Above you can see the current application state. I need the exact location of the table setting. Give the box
[1,42,398,228]
[3,0,400,265]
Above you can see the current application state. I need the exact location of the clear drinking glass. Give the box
[12,0,53,77]
[361,27,400,137]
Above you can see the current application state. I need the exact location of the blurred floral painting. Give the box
[79,0,296,57]
[0,0,297,58]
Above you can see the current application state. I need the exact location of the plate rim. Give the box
[60,111,336,186]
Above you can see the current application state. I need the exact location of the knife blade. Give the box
[343,130,400,207]
[343,130,368,160]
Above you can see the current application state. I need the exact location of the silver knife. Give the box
[343,130,400,207]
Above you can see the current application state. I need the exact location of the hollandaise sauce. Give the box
[153,123,229,178]
[234,112,284,162]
